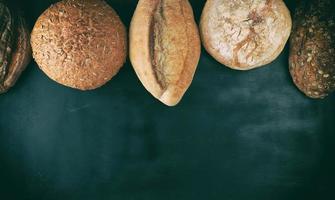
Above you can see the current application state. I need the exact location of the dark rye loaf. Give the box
[289,0,335,98]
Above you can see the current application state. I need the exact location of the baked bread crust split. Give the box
[2,17,32,93]
[130,0,201,106]
[0,3,31,94]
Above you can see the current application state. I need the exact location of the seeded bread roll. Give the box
[289,0,335,98]
[130,0,201,106]
[200,0,292,70]
[31,0,127,90]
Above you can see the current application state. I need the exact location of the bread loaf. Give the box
[200,0,292,70]
[0,2,31,94]
[129,0,201,106]
[289,0,335,98]
[31,0,127,90]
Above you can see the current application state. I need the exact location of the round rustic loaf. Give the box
[31,0,127,90]
[200,0,292,70]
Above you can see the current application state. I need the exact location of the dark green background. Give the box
[1,0,334,199]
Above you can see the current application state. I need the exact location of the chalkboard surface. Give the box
[1,0,334,200]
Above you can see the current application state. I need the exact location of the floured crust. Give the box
[31,0,127,90]
[289,0,335,98]
[130,0,200,106]
[200,0,292,70]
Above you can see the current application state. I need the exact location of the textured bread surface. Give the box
[0,3,14,86]
[31,0,127,90]
[289,0,335,98]
[0,3,31,94]
[3,17,32,92]
[200,0,292,70]
[130,0,201,106]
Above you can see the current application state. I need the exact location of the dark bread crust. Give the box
[130,0,201,106]
[2,16,31,92]
[31,0,127,90]
[0,3,14,85]
[0,3,31,94]
[289,0,335,98]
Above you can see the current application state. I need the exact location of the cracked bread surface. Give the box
[31,0,127,90]
[200,0,292,70]
[130,0,200,106]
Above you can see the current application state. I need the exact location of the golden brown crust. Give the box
[289,0,335,98]
[130,0,201,106]
[31,0,127,90]
[200,0,292,70]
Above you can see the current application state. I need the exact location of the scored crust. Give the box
[200,0,292,70]
[0,3,31,94]
[31,0,127,90]
[3,16,32,92]
[0,3,14,85]
[130,0,201,106]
